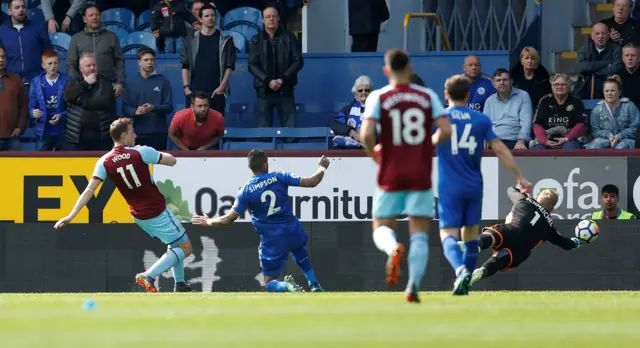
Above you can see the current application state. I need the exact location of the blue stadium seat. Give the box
[49,32,71,57]
[296,113,333,127]
[583,99,599,110]
[20,128,37,151]
[224,30,246,53]
[102,8,136,32]
[222,128,277,150]
[1,3,8,14]
[27,7,44,25]
[136,9,152,32]
[275,127,332,150]
[121,31,158,54]
[225,23,259,42]
[226,103,255,127]
[223,7,263,29]
[108,26,131,46]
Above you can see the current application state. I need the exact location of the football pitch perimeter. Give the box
[0,292,638,347]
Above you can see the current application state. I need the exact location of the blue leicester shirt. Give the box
[467,75,496,112]
[232,171,302,236]
[437,106,498,197]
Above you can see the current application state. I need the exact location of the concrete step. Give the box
[590,3,613,24]
[573,26,591,51]
[555,51,578,74]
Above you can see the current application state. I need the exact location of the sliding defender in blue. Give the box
[192,149,330,293]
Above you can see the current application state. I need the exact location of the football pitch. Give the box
[0,292,638,348]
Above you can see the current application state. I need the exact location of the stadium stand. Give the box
[3,0,633,151]
[49,32,72,57]
[120,31,159,54]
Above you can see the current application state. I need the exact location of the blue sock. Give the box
[408,232,429,290]
[291,247,318,284]
[463,240,479,273]
[146,248,185,279]
[266,279,289,292]
[441,235,466,276]
[171,258,185,283]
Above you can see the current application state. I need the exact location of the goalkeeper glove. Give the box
[571,237,581,248]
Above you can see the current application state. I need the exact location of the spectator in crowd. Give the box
[63,52,115,151]
[187,0,204,32]
[510,46,551,113]
[169,91,225,151]
[41,0,87,35]
[67,5,125,98]
[123,48,173,150]
[483,68,533,150]
[181,3,236,115]
[347,0,389,52]
[0,0,53,86]
[463,55,496,112]
[0,44,28,151]
[600,0,640,47]
[248,5,303,128]
[585,75,639,149]
[591,184,636,219]
[575,23,622,100]
[151,0,196,54]
[618,43,640,108]
[530,74,588,150]
[29,50,71,151]
[331,75,372,149]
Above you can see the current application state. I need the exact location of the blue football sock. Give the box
[266,279,289,292]
[171,258,185,283]
[146,248,185,279]
[463,240,479,273]
[442,235,466,276]
[407,232,429,290]
[291,247,318,284]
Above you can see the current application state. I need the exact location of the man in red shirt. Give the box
[169,91,225,150]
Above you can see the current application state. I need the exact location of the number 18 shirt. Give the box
[363,83,446,192]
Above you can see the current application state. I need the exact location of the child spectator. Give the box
[29,50,71,151]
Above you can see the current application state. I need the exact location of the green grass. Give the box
[1,292,639,347]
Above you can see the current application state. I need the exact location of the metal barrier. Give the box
[403,13,452,52]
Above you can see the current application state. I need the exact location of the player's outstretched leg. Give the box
[137,240,192,293]
[291,246,324,292]
[469,250,511,286]
[406,230,428,302]
[372,222,404,287]
[440,228,469,296]
[169,245,194,292]
[265,276,305,293]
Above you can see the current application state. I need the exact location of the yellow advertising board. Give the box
[0,158,134,223]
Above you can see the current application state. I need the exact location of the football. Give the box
[575,219,599,243]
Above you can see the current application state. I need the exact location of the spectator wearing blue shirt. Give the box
[331,75,372,149]
[463,55,496,112]
[483,68,533,150]
[123,48,173,150]
[0,0,53,86]
[29,50,71,151]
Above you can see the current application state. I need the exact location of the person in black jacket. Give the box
[150,0,197,54]
[63,53,115,151]
[248,5,303,128]
[510,46,552,114]
[348,0,389,52]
